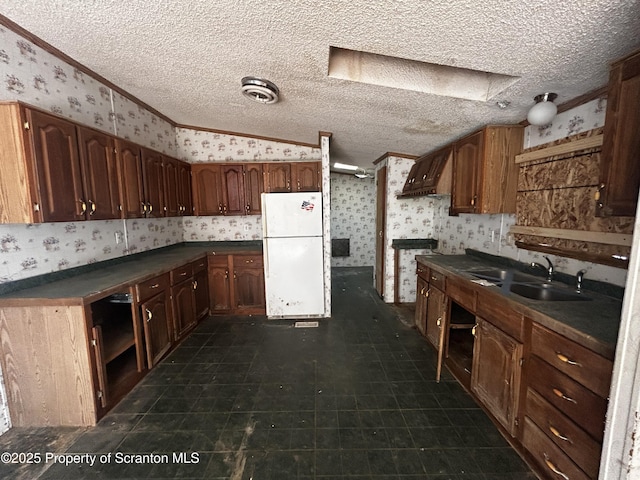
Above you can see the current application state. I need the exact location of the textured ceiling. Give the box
[1,1,639,168]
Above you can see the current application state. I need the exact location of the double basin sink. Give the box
[467,268,591,302]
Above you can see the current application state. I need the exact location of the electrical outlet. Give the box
[115,232,123,244]
[244,224,250,231]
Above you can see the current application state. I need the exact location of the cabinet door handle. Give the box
[552,388,577,404]
[88,200,96,215]
[548,425,572,443]
[218,203,223,214]
[78,199,87,215]
[224,270,229,279]
[472,324,478,337]
[470,196,476,206]
[246,204,250,212]
[556,352,582,367]
[180,272,187,276]
[148,203,153,214]
[141,202,147,214]
[150,283,160,289]
[420,287,425,295]
[192,280,198,290]
[436,317,442,327]
[145,308,153,322]
[543,454,569,480]
[431,276,438,282]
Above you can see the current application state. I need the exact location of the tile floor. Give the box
[0,267,536,479]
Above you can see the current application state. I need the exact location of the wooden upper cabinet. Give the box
[293,162,321,192]
[244,163,264,214]
[116,139,145,218]
[401,146,452,197]
[452,131,483,215]
[192,163,224,215]
[264,162,292,192]
[598,49,640,217]
[178,161,193,216]
[221,164,245,215]
[141,147,165,217]
[28,109,86,222]
[76,126,120,220]
[163,156,180,217]
[451,126,523,216]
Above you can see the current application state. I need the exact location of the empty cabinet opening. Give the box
[90,292,144,409]
[447,300,476,385]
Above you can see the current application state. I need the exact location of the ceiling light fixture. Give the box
[241,77,279,104]
[527,92,558,126]
[333,162,359,171]
[355,168,373,179]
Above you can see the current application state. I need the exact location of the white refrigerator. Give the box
[261,192,325,318]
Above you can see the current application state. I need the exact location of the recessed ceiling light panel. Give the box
[241,77,280,104]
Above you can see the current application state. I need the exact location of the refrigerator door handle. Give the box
[264,242,270,279]
[261,193,268,237]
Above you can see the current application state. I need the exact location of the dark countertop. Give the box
[415,254,622,360]
[0,241,263,306]
[391,238,438,250]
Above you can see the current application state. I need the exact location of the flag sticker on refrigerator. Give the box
[300,201,315,211]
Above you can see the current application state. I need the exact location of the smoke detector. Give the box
[241,77,280,104]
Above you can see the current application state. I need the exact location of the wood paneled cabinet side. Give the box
[598,49,640,217]
[451,126,523,216]
[76,126,121,220]
[141,147,165,218]
[115,139,146,218]
[293,161,322,192]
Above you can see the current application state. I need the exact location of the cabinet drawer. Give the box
[446,276,476,311]
[171,263,193,284]
[526,388,601,478]
[522,416,590,480]
[428,270,445,290]
[191,256,207,273]
[208,254,229,267]
[235,254,263,268]
[528,356,607,441]
[477,295,524,342]
[532,323,613,398]
[416,264,430,282]
[137,273,170,302]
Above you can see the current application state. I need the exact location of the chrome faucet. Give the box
[576,269,587,293]
[531,256,554,282]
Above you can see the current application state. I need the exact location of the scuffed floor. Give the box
[0,267,536,479]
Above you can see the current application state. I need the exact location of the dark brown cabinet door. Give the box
[116,139,145,218]
[599,50,640,217]
[425,287,446,350]
[77,126,120,220]
[140,291,172,367]
[293,162,321,192]
[172,280,197,341]
[451,131,483,215]
[244,163,264,214]
[471,318,523,436]
[192,164,224,215]
[141,148,165,217]
[222,164,245,215]
[163,157,180,217]
[264,163,292,192]
[234,267,265,311]
[27,109,85,222]
[417,147,450,194]
[209,264,232,313]
[415,276,428,336]
[178,161,192,216]
[193,267,209,320]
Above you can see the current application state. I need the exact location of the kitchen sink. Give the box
[509,283,592,302]
[469,268,537,284]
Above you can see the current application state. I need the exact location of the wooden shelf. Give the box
[103,322,136,364]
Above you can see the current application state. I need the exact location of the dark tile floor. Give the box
[0,267,536,479]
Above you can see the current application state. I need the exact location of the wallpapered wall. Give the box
[378,97,628,304]
[0,24,326,434]
[329,173,376,267]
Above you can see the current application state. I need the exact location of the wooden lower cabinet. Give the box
[193,259,210,320]
[208,253,265,315]
[139,289,173,368]
[471,317,523,437]
[414,275,429,336]
[172,278,197,341]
